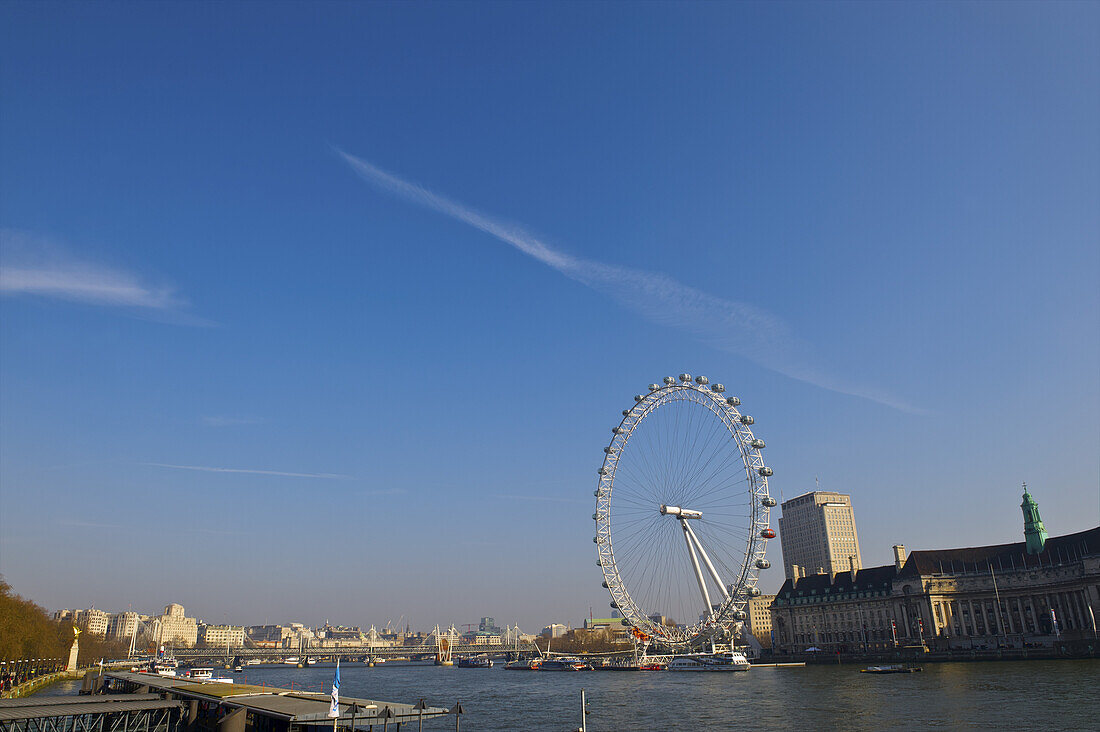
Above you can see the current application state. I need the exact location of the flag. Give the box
[327,660,340,718]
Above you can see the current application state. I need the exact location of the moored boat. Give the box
[667,651,750,672]
[504,658,541,670]
[860,665,922,674]
[456,655,494,668]
[540,657,591,671]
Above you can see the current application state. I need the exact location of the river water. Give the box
[40,660,1100,730]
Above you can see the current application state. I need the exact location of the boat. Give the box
[540,657,591,671]
[456,655,493,668]
[667,652,751,672]
[245,659,261,666]
[594,660,666,671]
[860,665,922,674]
[186,667,234,683]
[283,656,300,665]
[152,662,177,677]
[504,658,541,670]
[233,665,243,672]
[305,658,317,666]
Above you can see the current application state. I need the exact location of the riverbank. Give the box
[0,669,86,699]
[765,640,1099,666]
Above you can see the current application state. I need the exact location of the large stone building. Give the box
[744,594,776,649]
[108,611,145,641]
[199,624,245,648]
[53,608,111,636]
[156,603,198,647]
[771,489,1099,653]
[778,491,863,580]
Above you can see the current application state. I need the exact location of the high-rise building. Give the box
[778,491,862,580]
[156,603,198,647]
[744,594,776,648]
[108,611,145,641]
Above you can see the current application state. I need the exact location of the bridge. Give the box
[164,643,540,663]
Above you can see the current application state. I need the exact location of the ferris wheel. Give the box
[593,374,776,651]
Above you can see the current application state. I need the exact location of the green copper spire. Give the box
[1021,482,1047,555]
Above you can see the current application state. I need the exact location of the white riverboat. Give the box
[667,652,751,672]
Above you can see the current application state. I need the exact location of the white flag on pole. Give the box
[328,660,340,718]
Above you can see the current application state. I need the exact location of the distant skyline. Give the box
[1,2,1098,633]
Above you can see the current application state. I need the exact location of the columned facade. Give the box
[772,526,1099,654]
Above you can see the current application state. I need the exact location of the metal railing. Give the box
[0,658,66,696]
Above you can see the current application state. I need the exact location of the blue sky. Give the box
[1,1,1097,633]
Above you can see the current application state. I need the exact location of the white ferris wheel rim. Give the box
[593,375,774,650]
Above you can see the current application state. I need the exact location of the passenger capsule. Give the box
[758,466,773,477]
[610,601,619,609]
[751,438,765,449]
[762,496,777,507]
[594,490,600,497]
[761,529,776,539]
[604,446,612,453]
[740,415,754,425]
[622,409,632,416]
[733,610,747,621]
[679,373,692,382]
[592,513,598,521]
[755,559,771,570]
[593,537,599,543]
[598,468,608,475]
[712,383,725,393]
[602,581,609,588]
[663,376,675,385]
[695,375,709,385]
[648,383,659,391]
[726,397,741,407]
[749,587,762,597]
[613,427,625,434]
[634,394,645,402]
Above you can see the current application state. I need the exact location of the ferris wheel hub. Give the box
[659,505,702,520]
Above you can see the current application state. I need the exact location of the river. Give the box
[38,659,1100,730]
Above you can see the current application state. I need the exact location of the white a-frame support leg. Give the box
[680,519,712,614]
[682,520,731,602]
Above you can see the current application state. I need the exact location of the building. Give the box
[108,612,145,641]
[316,624,366,648]
[772,488,1100,653]
[478,617,501,634]
[156,603,198,647]
[53,608,111,636]
[198,624,245,648]
[778,491,863,580]
[542,624,568,638]
[744,594,776,649]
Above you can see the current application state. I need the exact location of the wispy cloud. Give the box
[143,463,351,479]
[202,416,265,427]
[0,230,207,324]
[59,519,128,530]
[59,519,239,537]
[492,493,590,505]
[337,149,922,414]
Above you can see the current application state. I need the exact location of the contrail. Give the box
[143,463,350,479]
[336,148,922,414]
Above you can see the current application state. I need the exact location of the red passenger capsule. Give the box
[761,529,776,539]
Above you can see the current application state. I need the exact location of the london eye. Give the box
[593,374,776,651]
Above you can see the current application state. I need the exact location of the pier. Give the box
[100,672,458,731]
